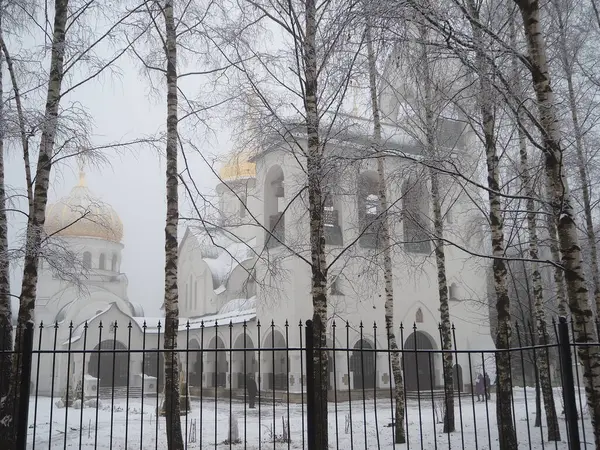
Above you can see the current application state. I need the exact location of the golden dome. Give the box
[219,153,256,181]
[45,172,123,243]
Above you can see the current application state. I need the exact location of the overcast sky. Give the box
[6,52,229,317]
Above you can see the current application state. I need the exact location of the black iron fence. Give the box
[1,317,597,449]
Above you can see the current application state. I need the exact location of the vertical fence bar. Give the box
[16,321,34,450]
[558,317,581,450]
[305,320,315,450]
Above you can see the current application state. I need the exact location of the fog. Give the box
[6,54,229,317]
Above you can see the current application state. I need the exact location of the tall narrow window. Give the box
[99,254,106,270]
[83,252,92,269]
[111,254,118,272]
[324,191,343,245]
[265,165,285,248]
[358,172,381,248]
[416,308,424,323]
[403,179,431,254]
[239,193,247,218]
[194,280,198,310]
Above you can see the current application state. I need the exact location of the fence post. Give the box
[305,320,316,450]
[558,317,581,450]
[16,321,34,450]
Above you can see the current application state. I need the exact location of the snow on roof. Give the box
[63,303,115,344]
[186,311,256,331]
[129,302,146,317]
[218,296,256,315]
[187,228,256,290]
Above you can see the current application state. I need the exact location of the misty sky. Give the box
[6,53,230,317]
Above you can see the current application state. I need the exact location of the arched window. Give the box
[265,165,285,248]
[111,253,118,272]
[416,308,424,323]
[358,172,381,248]
[83,251,92,269]
[403,178,431,254]
[99,253,106,270]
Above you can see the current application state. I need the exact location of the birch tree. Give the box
[0,7,10,415]
[552,0,600,316]
[364,16,406,443]
[513,0,600,444]
[221,1,363,445]
[159,0,184,447]
[508,6,560,439]
[0,0,150,444]
[463,1,517,446]
[415,23,457,434]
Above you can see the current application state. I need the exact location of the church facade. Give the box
[32,117,494,399]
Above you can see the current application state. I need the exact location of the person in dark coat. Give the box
[484,373,491,400]
[475,374,484,402]
[246,374,257,409]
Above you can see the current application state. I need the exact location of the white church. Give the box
[31,50,496,399]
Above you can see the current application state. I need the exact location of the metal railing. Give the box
[1,316,597,449]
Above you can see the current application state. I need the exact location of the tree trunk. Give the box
[417,23,455,434]
[518,135,560,440]
[161,0,184,448]
[465,1,517,447]
[509,9,560,438]
[515,0,600,446]
[0,1,69,446]
[365,21,406,443]
[0,29,13,445]
[555,7,600,316]
[304,0,328,447]
[547,213,569,317]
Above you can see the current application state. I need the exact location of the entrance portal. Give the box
[403,331,436,391]
[351,340,376,390]
[88,340,128,387]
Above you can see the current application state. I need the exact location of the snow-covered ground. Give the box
[26,388,594,449]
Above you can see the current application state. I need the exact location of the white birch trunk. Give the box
[0,28,13,442]
[418,24,455,434]
[509,10,560,440]
[555,9,600,316]
[365,21,406,443]
[1,2,70,445]
[160,0,184,447]
[466,1,517,446]
[304,0,328,446]
[515,0,600,445]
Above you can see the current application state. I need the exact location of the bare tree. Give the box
[364,14,406,443]
[513,0,600,444]
[505,5,561,440]
[0,2,10,418]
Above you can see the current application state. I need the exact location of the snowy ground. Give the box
[27,388,595,449]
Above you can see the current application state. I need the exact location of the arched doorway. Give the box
[262,329,288,390]
[88,340,128,387]
[232,333,256,389]
[187,339,202,388]
[453,364,463,392]
[403,331,436,391]
[206,336,227,387]
[142,350,164,392]
[351,340,376,390]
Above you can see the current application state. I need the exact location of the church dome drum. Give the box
[45,171,123,243]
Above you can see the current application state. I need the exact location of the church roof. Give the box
[45,171,123,243]
[182,227,256,290]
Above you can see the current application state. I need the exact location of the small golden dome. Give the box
[45,172,124,243]
[219,153,256,181]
